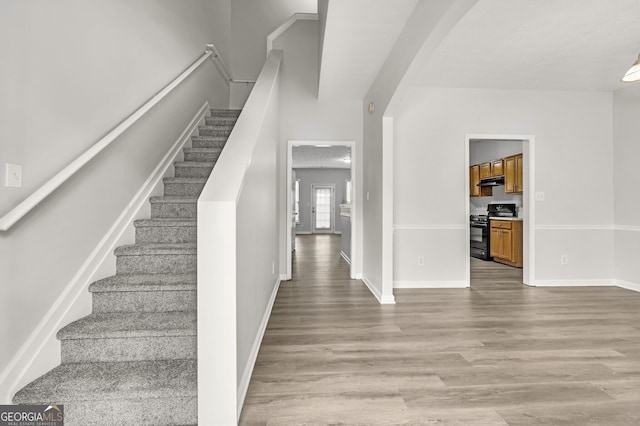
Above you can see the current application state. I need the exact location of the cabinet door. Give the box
[479,163,491,179]
[491,159,503,177]
[490,227,500,257]
[470,165,480,197]
[515,154,523,193]
[504,156,517,193]
[500,229,513,261]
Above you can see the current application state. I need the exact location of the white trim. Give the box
[362,276,396,304]
[616,225,640,232]
[535,279,616,287]
[616,280,640,292]
[0,51,213,232]
[237,277,281,417]
[0,102,209,404]
[394,281,469,289]
[267,13,318,56]
[536,225,616,231]
[341,251,351,265]
[295,231,312,235]
[394,225,466,230]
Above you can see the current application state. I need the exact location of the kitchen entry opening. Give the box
[465,134,536,288]
[311,184,335,233]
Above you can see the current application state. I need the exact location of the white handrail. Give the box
[206,44,256,85]
[0,49,214,231]
[266,13,318,56]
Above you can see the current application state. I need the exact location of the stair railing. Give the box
[0,44,231,232]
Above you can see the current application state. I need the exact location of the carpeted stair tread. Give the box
[134,218,196,227]
[162,177,207,184]
[149,196,198,203]
[57,311,196,340]
[173,161,216,168]
[114,243,196,256]
[13,359,196,403]
[210,108,241,116]
[89,274,196,293]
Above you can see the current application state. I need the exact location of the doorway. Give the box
[311,184,335,233]
[286,141,357,280]
[465,134,536,287]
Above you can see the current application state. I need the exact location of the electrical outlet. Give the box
[272,261,275,274]
[5,163,22,188]
[417,256,424,266]
[535,191,545,201]
[560,254,568,265]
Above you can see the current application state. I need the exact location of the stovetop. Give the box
[470,214,488,224]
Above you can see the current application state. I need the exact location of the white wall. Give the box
[294,168,351,234]
[394,87,615,286]
[0,0,229,401]
[230,0,317,80]
[613,84,640,288]
[273,20,363,276]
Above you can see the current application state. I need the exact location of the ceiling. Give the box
[316,0,640,98]
[292,145,351,169]
[418,0,640,91]
[318,0,419,99]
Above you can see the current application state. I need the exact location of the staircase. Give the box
[13,108,241,425]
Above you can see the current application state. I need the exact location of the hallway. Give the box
[240,235,640,425]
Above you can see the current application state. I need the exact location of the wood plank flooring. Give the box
[239,235,640,425]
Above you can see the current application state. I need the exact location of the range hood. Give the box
[478,176,505,187]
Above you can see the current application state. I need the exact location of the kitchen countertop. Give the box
[490,217,523,221]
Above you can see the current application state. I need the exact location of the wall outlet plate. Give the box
[535,191,545,201]
[5,163,22,188]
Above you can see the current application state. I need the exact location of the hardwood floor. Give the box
[239,235,640,425]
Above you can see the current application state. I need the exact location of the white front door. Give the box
[311,184,334,234]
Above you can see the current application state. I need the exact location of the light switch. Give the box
[535,191,545,201]
[5,163,22,188]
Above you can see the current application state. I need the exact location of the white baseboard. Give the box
[340,251,351,265]
[295,231,312,235]
[394,280,469,289]
[362,276,395,304]
[237,276,281,419]
[534,279,616,287]
[0,102,210,404]
[615,280,640,292]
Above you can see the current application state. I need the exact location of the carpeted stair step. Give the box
[13,359,197,425]
[210,108,241,117]
[198,124,234,137]
[134,219,196,244]
[57,311,196,363]
[205,115,239,126]
[115,243,197,274]
[89,273,196,313]
[183,147,223,162]
[191,136,228,149]
[149,196,198,219]
[173,161,215,178]
[162,177,207,196]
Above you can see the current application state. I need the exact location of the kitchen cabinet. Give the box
[490,220,523,267]
[470,165,492,197]
[504,154,523,194]
[491,159,503,177]
[479,162,491,179]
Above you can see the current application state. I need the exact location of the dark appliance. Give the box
[470,203,518,261]
[478,176,505,187]
[470,214,490,260]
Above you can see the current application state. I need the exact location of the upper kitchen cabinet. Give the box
[504,154,523,194]
[479,162,491,179]
[491,159,503,177]
[470,165,492,197]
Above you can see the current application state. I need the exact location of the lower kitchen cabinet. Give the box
[490,220,523,267]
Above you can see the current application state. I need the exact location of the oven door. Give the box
[470,223,490,259]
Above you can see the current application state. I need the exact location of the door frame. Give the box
[465,134,536,287]
[286,140,357,280]
[311,184,336,234]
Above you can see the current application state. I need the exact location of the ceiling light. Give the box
[621,54,640,82]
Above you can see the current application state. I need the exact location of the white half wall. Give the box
[393,87,615,286]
